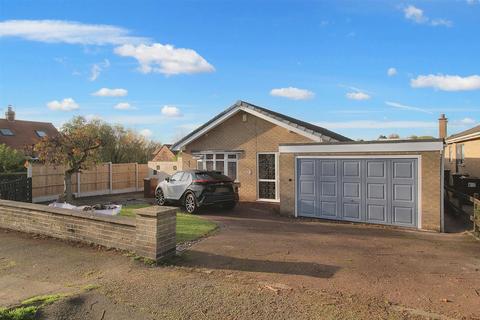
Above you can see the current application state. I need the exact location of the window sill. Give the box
[256,199,280,203]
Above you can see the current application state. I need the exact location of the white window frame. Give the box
[257,152,279,202]
[194,152,239,182]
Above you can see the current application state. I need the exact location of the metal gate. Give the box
[0,175,32,203]
[297,158,418,228]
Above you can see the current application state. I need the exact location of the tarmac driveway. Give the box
[1,205,479,319]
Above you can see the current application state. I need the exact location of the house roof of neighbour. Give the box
[446,124,480,143]
[0,118,59,150]
[152,144,179,156]
[171,100,352,150]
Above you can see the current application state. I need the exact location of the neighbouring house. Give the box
[443,115,480,180]
[148,144,182,180]
[172,100,444,231]
[0,106,58,155]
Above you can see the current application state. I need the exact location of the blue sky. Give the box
[1,0,479,143]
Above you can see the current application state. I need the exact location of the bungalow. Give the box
[172,101,444,231]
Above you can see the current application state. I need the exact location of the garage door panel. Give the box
[300,160,315,175]
[393,184,413,202]
[393,162,414,179]
[344,203,361,219]
[321,201,337,217]
[321,182,336,197]
[367,204,386,222]
[343,161,360,177]
[367,183,386,200]
[299,199,315,216]
[321,161,336,177]
[367,161,386,178]
[343,182,360,198]
[393,206,415,225]
[300,181,315,196]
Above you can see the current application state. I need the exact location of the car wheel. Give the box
[155,188,166,206]
[184,192,197,214]
[222,201,236,210]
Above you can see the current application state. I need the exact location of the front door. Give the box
[257,153,278,201]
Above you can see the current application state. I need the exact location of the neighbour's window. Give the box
[0,128,14,136]
[195,153,238,181]
[35,130,47,137]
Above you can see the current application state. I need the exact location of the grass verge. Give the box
[119,204,218,244]
[0,294,62,320]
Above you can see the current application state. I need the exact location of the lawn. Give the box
[119,204,218,243]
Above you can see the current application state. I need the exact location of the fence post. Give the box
[77,172,81,198]
[109,162,113,194]
[27,163,33,178]
[135,163,139,191]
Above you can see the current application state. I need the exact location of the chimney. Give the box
[5,105,15,122]
[438,113,447,139]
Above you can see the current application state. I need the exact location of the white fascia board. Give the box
[279,141,444,153]
[238,106,322,142]
[446,132,480,144]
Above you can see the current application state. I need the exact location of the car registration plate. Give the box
[215,187,230,193]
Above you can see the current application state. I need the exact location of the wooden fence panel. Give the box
[30,162,149,202]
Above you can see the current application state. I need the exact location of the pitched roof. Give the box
[446,124,480,142]
[0,118,59,150]
[171,100,351,150]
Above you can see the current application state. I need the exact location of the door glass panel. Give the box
[196,160,203,170]
[258,154,275,179]
[227,162,237,181]
[259,181,276,199]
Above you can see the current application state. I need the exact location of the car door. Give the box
[164,172,184,199]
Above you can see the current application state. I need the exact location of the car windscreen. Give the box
[194,171,232,181]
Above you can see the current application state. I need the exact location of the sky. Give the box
[0,0,479,143]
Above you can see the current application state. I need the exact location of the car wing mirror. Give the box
[165,177,170,182]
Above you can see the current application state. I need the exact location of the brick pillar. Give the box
[134,206,176,262]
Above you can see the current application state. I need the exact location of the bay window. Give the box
[195,153,239,181]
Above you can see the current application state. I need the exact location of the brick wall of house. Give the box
[152,146,177,162]
[445,139,480,179]
[0,200,176,261]
[182,111,316,201]
[279,151,442,232]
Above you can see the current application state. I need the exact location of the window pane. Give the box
[215,154,224,159]
[197,160,203,170]
[215,161,224,173]
[259,181,276,199]
[206,161,213,170]
[206,154,214,159]
[258,154,276,180]
[228,154,237,159]
[227,162,237,181]
[171,172,183,181]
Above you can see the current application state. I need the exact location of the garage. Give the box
[296,158,418,228]
[278,139,445,231]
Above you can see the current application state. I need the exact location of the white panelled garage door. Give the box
[297,158,418,228]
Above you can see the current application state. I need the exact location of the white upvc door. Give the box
[257,152,279,201]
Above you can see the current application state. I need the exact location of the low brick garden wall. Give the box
[0,199,176,262]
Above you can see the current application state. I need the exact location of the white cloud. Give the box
[403,5,452,27]
[270,87,315,100]
[467,0,479,5]
[404,5,427,23]
[0,20,147,45]
[92,88,128,97]
[316,120,436,129]
[346,92,371,100]
[458,117,476,125]
[114,102,134,110]
[411,74,480,91]
[47,98,79,111]
[385,101,433,114]
[89,59,110,81]
[139,129,152,138]
[387,67,397,77]
[161,105,182,117]
[114,43,215,75]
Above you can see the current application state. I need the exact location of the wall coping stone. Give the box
[134,205,177,217]
[0,199,135,227]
